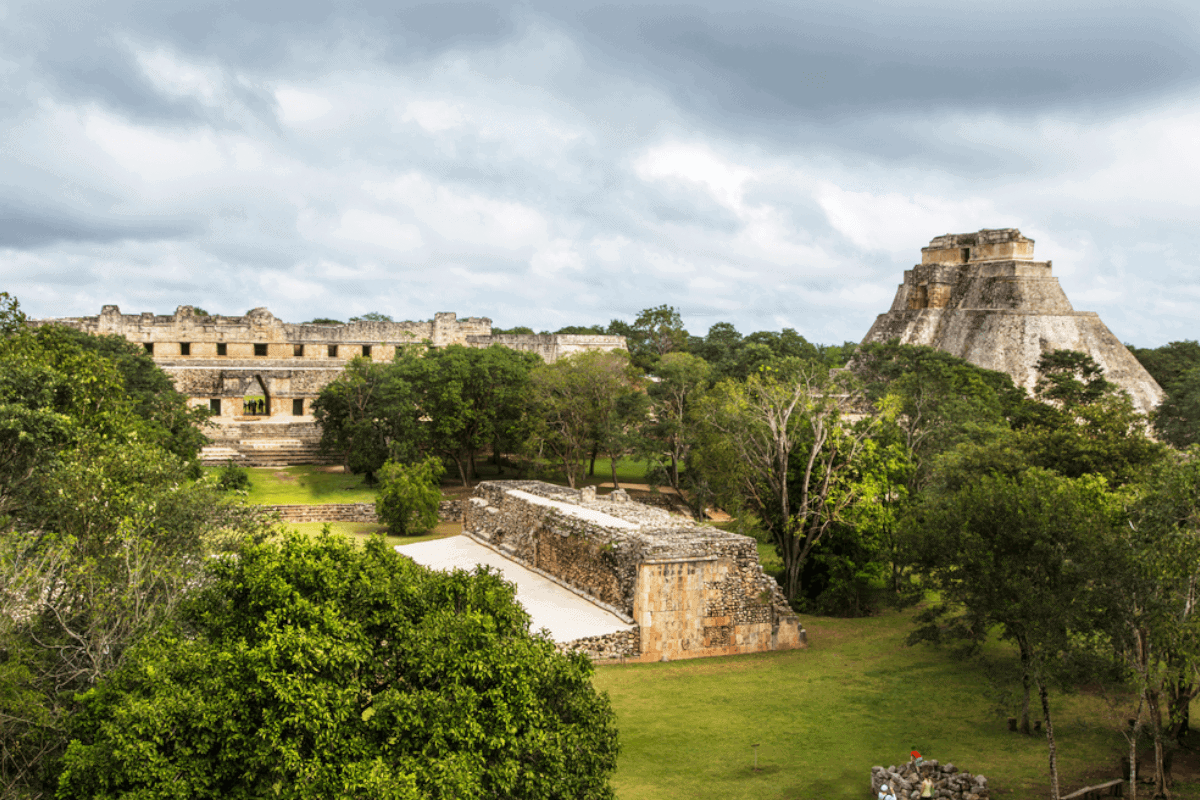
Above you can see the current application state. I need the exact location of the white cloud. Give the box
[531,239,585,276]
[367,174,550,250]
[814,183,1000,255]
[133,47,223,104]
[401,100,467,133]
[332,209,424,252]
[689,275,726,291]
[275,87,334,124]
[83,110,227,182]
[635,142,756,212]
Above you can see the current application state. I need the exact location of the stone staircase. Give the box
[200,419,338,467]
[200,438,337,467]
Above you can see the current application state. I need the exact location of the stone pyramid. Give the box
[861,229,1163,414]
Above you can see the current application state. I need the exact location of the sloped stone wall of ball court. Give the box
[462,481,805,662]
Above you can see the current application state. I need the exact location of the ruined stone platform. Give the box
[459,481,805,662]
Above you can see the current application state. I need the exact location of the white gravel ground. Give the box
[395,536,634,643]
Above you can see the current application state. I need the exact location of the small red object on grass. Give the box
[911,750,921,760]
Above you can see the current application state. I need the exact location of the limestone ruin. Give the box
[861,229,1163,414]
[462,480,805,662]
[35,305,626,465]
[872,761,989,800]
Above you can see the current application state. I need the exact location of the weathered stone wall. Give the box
[863,228,1164,415]
[34,305,626,464]
[465,333,628,363]
[464,481,804,662]
[557,629,641,661]
[266,503,380,523]
[258,500,462,523]
[872,761,989,800]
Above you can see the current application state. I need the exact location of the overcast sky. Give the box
[4,0,1199,345]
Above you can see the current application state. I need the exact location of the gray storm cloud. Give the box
[2,0,1198,345]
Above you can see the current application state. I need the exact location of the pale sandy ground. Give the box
[395,536,634,642]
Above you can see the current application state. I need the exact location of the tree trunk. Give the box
[1019,640,1033,735]
[562,454,577,488]
[1167,678,1193,741]
[1040,679,1060,800]
[589,444,597,477]
[610,457,620,490]
[1147,688,1170,798]
[1130,717,1140,800]
[454,457,469,487]
[780,530,803,603]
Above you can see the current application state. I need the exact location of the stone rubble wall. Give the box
[257,500,463,524]
[557,629,641,661]
[464,481,804,662]
[872,761,989,800]
[469,334,628,364]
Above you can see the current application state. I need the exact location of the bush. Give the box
[375,456,445,535]
[57,533,619,800]
[215,459,251,492]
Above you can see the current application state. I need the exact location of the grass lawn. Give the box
[205,465,380,504]
[592,607,1179,800]
[580,457,652,486]
[283,520,461,549]
[214,458,656,506]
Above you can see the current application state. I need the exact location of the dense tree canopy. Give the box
[908,467,1116,798]
[57,534,619,800]
[1130,340,1200,448]
[314,345,540,485]
[0,296,268,798]
[691,360,877,602]
[528,350,641,488]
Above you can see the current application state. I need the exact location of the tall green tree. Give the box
[396,345,539,485]
[312,356,423,482]
[1153,367,1200,449]
[1099,450,1200,796]
[1019,350,1164,486]
[57,533,619,800]
[528,351,639,489]
[1129,340,1200,447]
[908,468,1116,799]
[641,352,711,502]
[376,456,445,535]
[853,342,1016,486]
[0,296,269,798]
[692,361,877,601]
[688,322,842,381]
[614,305,688,371]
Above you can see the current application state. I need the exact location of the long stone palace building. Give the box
[38,305,627,465]
[861,228,1163,414]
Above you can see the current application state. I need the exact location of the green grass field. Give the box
[454,457,652,489]
[592,609,1160,800]
[205,465,380,504]
[218,458,653,506]
[283,520,462,549]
